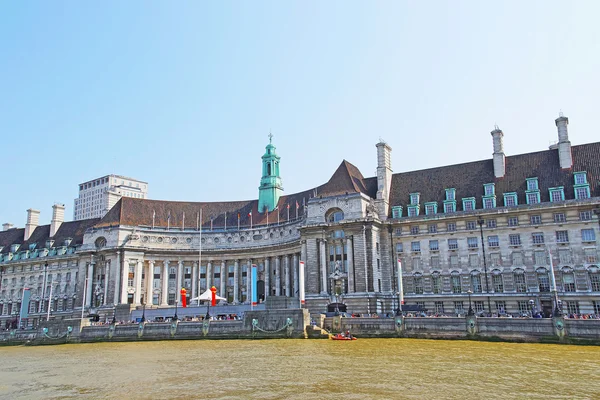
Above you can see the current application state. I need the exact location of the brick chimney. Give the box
[50,204,65,237]
[24,208,40,240]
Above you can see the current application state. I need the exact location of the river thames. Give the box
[1,339,599,399]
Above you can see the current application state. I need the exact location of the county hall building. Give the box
[1,114,599,327]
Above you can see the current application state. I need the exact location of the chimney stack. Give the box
[2,223,14,231]
[491,126,505,178]
[50,204,65,237]
[555,113,573,169]
[375,141,393,220]
[24,208,40,241]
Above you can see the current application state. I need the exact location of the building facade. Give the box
[1,114,599,327]
[73,174,148,220]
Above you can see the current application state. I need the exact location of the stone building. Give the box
[1,114,599,327]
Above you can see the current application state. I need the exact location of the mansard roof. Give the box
[388,142,600,214]
[0,219,99,255]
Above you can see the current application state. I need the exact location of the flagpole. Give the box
[266,208,269,227]
[198,209,202,306]
[182,212,185,230]
[237,213,240,231]
[224,212,227,231]
[287,205,290,221]
[152,210,155,229]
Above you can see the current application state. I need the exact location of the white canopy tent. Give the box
[190,288,226,305]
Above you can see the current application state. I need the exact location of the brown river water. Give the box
[1,339,599,400]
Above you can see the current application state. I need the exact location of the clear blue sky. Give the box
[1,1,599,226]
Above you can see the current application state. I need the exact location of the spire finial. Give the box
[559,110,564,118]
[268,129,273,144]
[494,123,499,131]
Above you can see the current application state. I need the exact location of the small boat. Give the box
[330,333,357,341]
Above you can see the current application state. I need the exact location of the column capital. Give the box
[148,260,155,266]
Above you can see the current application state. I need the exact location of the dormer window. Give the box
[574,172,587,185]
[549,187,565,203]
[10,244,20,253]
[445,188,456,201]
[391,206,403,219]
[462,197,476,211]
[410,193,420,205]
[45,240,54,248]
[424,202,437,216]
[28,243,37,251]
[407,205,420,217]
[526,178,539,191]
[64,238,73,247]
[503,192,518,207]
[484,183,495,196]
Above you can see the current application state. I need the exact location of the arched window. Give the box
[431,271,441,294]
[451,271,461,293]
[588,266,599,291]
[470,270,482,293]
[326,208,344,223]
[413,273,423,294]
[267,162,271,176]
[513,268,526,293]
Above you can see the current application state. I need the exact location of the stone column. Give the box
[191,261,198,300]
[161,260,169,306]
[207,261,212,289]
[134,260,143,305]
[264,257,271,298]
[146,260,154,306]
[275,256,281,296]
[320,239,328,294]
[86,261,94,307]
[220,260,226,298]
[284,255,291,297]
[114,252,121,305]
[347,236,354,293]
[103,261,109,305]
[293,253,299,298]
[177,260,183,303]
[121,258,129,305]
[233,260,239,303]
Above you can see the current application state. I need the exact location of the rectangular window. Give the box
[410,226,419,235]
[391,206,403,219]
[563,273,575,292]
[469,254,479,267]
[474,301,485,313]
[565,301,580,315]
[448,239,458,250]
[444,202,456,213]
[495,300,506,313]
[412,257,421,270]
[558,249,572,264]
[512,252,523,266]
[466,221,476,230]
[530,215,541,225]
[488,236,499,247]
[582,229,596,242]
[527,178,539,191]
[463,198,476,211]
[484,183,495,196]
[430,256,440,268]
[580,211,593,221]
[575,186,590,200]
[467,237,478,248]
[434,301,444,313]
[594,301,600,315]
[534,251,546,265]
[446,188,456,201]
[408,207,418,217]
[591,274,600,292]
[489,253,501,267]
[532,232,545,244]
[486,219,497,228]
[395,227,402,236]
[584,249,597,263]
[483,198,495,209]
[429,240,439,251]
[554,213,566,223]
[556,231,569,243]
[452,276,461,293]
[549,187,564,203]
[449,254,459,266]
[414,276,423,294]
[509,234,521,246]
[471,275,482,293]
[396,243,404,253]
[518,300,529,314]
[410,193,420,205]
[507,216,519,227]
[411,242,421,252]
[454,301,464,314]
[447,222,456,232]
[425,203,437,216]
[538,272,550,292]
[428,224,437,233]
[574,172,587,185]
[527,192,540,204]
[432,276,441,294]
[504,193,518,207]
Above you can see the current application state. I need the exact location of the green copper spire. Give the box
[258,132,283,212]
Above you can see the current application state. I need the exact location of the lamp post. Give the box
[477,217,492,315]
[529,299,535,318]
[174,300,179,321]
[467,290,474,316]
[141,301,146,323]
